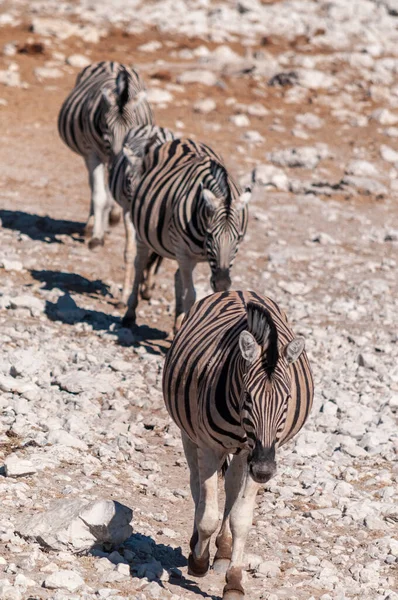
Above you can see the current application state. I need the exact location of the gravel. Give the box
[0,1,397,599]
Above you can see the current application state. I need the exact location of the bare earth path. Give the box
[0,2,397,599]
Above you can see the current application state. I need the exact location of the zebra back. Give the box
[128,139,248,264]
[109,125,176,208]
[163,290,313,452]
[58,61,153,163]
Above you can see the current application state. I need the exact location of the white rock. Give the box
[254,164,289,191]
[372,108,398,125]
[295,112,324,129]
[34,67,63,80]
[278,281,312,295]
[177,70,217,86]
[44,570,84,592]
[267,146,325,169]
[147,89,173,104]
[9,295,44,313]
[345,160,380,178]
[0,259,24,271]
[230,114,250,127]
[297,69,336,89]
[47,429,88,450]
[66,54,90,68]
[31,18,102,43]
[242,130,264,143]
[193,98,216,114]
[380,144,398,163]
[0,68,20,87]
[16,498,133,553]
[138,40,162,52]
[4,454,37,478]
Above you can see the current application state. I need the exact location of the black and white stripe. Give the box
[109,124,176,305]
[58,61,153,248]
[162,290,314,598]
[116,138,250,329]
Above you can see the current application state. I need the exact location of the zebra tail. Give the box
[145,252,163,275]
[221,455,231,477]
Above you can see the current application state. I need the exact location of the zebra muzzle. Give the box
[211,269,231,293]
[249,443,277,484]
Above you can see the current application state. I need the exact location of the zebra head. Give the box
[238,302,305,484]
[201,162,250,292]
[101,67,153,157]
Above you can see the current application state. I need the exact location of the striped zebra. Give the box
[58,61,153,249]
[163,290,314,600]
[115,137,250,330]
[109,124,176,305]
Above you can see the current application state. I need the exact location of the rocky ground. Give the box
[0,1,398,599]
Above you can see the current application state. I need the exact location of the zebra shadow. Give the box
[0,209,85,244]
[44,293,169,355]
[90,531,219,599]
[31,269,111,298]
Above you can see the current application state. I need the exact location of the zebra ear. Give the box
[123,145,143,169]
[283,337,305,364]
[235,188,252,212]
[101,87,116,107]
[239,331,261,365]
[202,186,223,215]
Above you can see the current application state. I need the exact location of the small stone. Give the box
[345,160,380,178]
[380,144,398,163]
[253,164,289,191]
[34,67,63,80]
[4,454,37,477]
[193,98,216,114]
[0,259,23,271]
[177,70,217,86]
[372,108,398,125]
[147,89,173,105]
[230,114,250,127]
[9,295,44,313]
[66,54,90,68]
[43,570,84,592]
[258,560,281,577]
[138,41,162,52]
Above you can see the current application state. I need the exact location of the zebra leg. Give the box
[174,258,196,333]
[223,456,259,600]
[86,154,108,249]
[181,433,200,559]
[122,240,150,327]
[213,454,245,574]
[188,447,221,578]
[120,207,135,307]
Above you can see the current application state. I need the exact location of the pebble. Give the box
[177,70,217,86]
[43,570,84,592]
[193,98,216,114]
[4,455,37,478]
[66,54,90,68]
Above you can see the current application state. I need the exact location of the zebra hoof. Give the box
[213,558,230,574]
[109,210,121,226]
[223,567,244,600]
[222,591,244,600]
[121,314,136,328]
[187,552,210,578]
[140,287,152,301]
[88,237,104,250]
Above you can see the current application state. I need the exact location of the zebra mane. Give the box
[206,159,232,206]
[246,302,279,374]
[115,67,143,111]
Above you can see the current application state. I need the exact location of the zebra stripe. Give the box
[163,289,313,454]
[58,61,153,162]
[57,61,153,250]
[118,138,250,328]
[162,290,314,598]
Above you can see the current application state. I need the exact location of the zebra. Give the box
[163,290,314,600]
[109,124,176,305]
[58,60,153,249]
[114,137,251,330]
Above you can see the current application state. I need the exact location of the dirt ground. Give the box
[0,14,397,600]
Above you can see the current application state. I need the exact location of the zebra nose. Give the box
[249,443,276,484]
[210,269,231,292]
[249,460,276,484]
